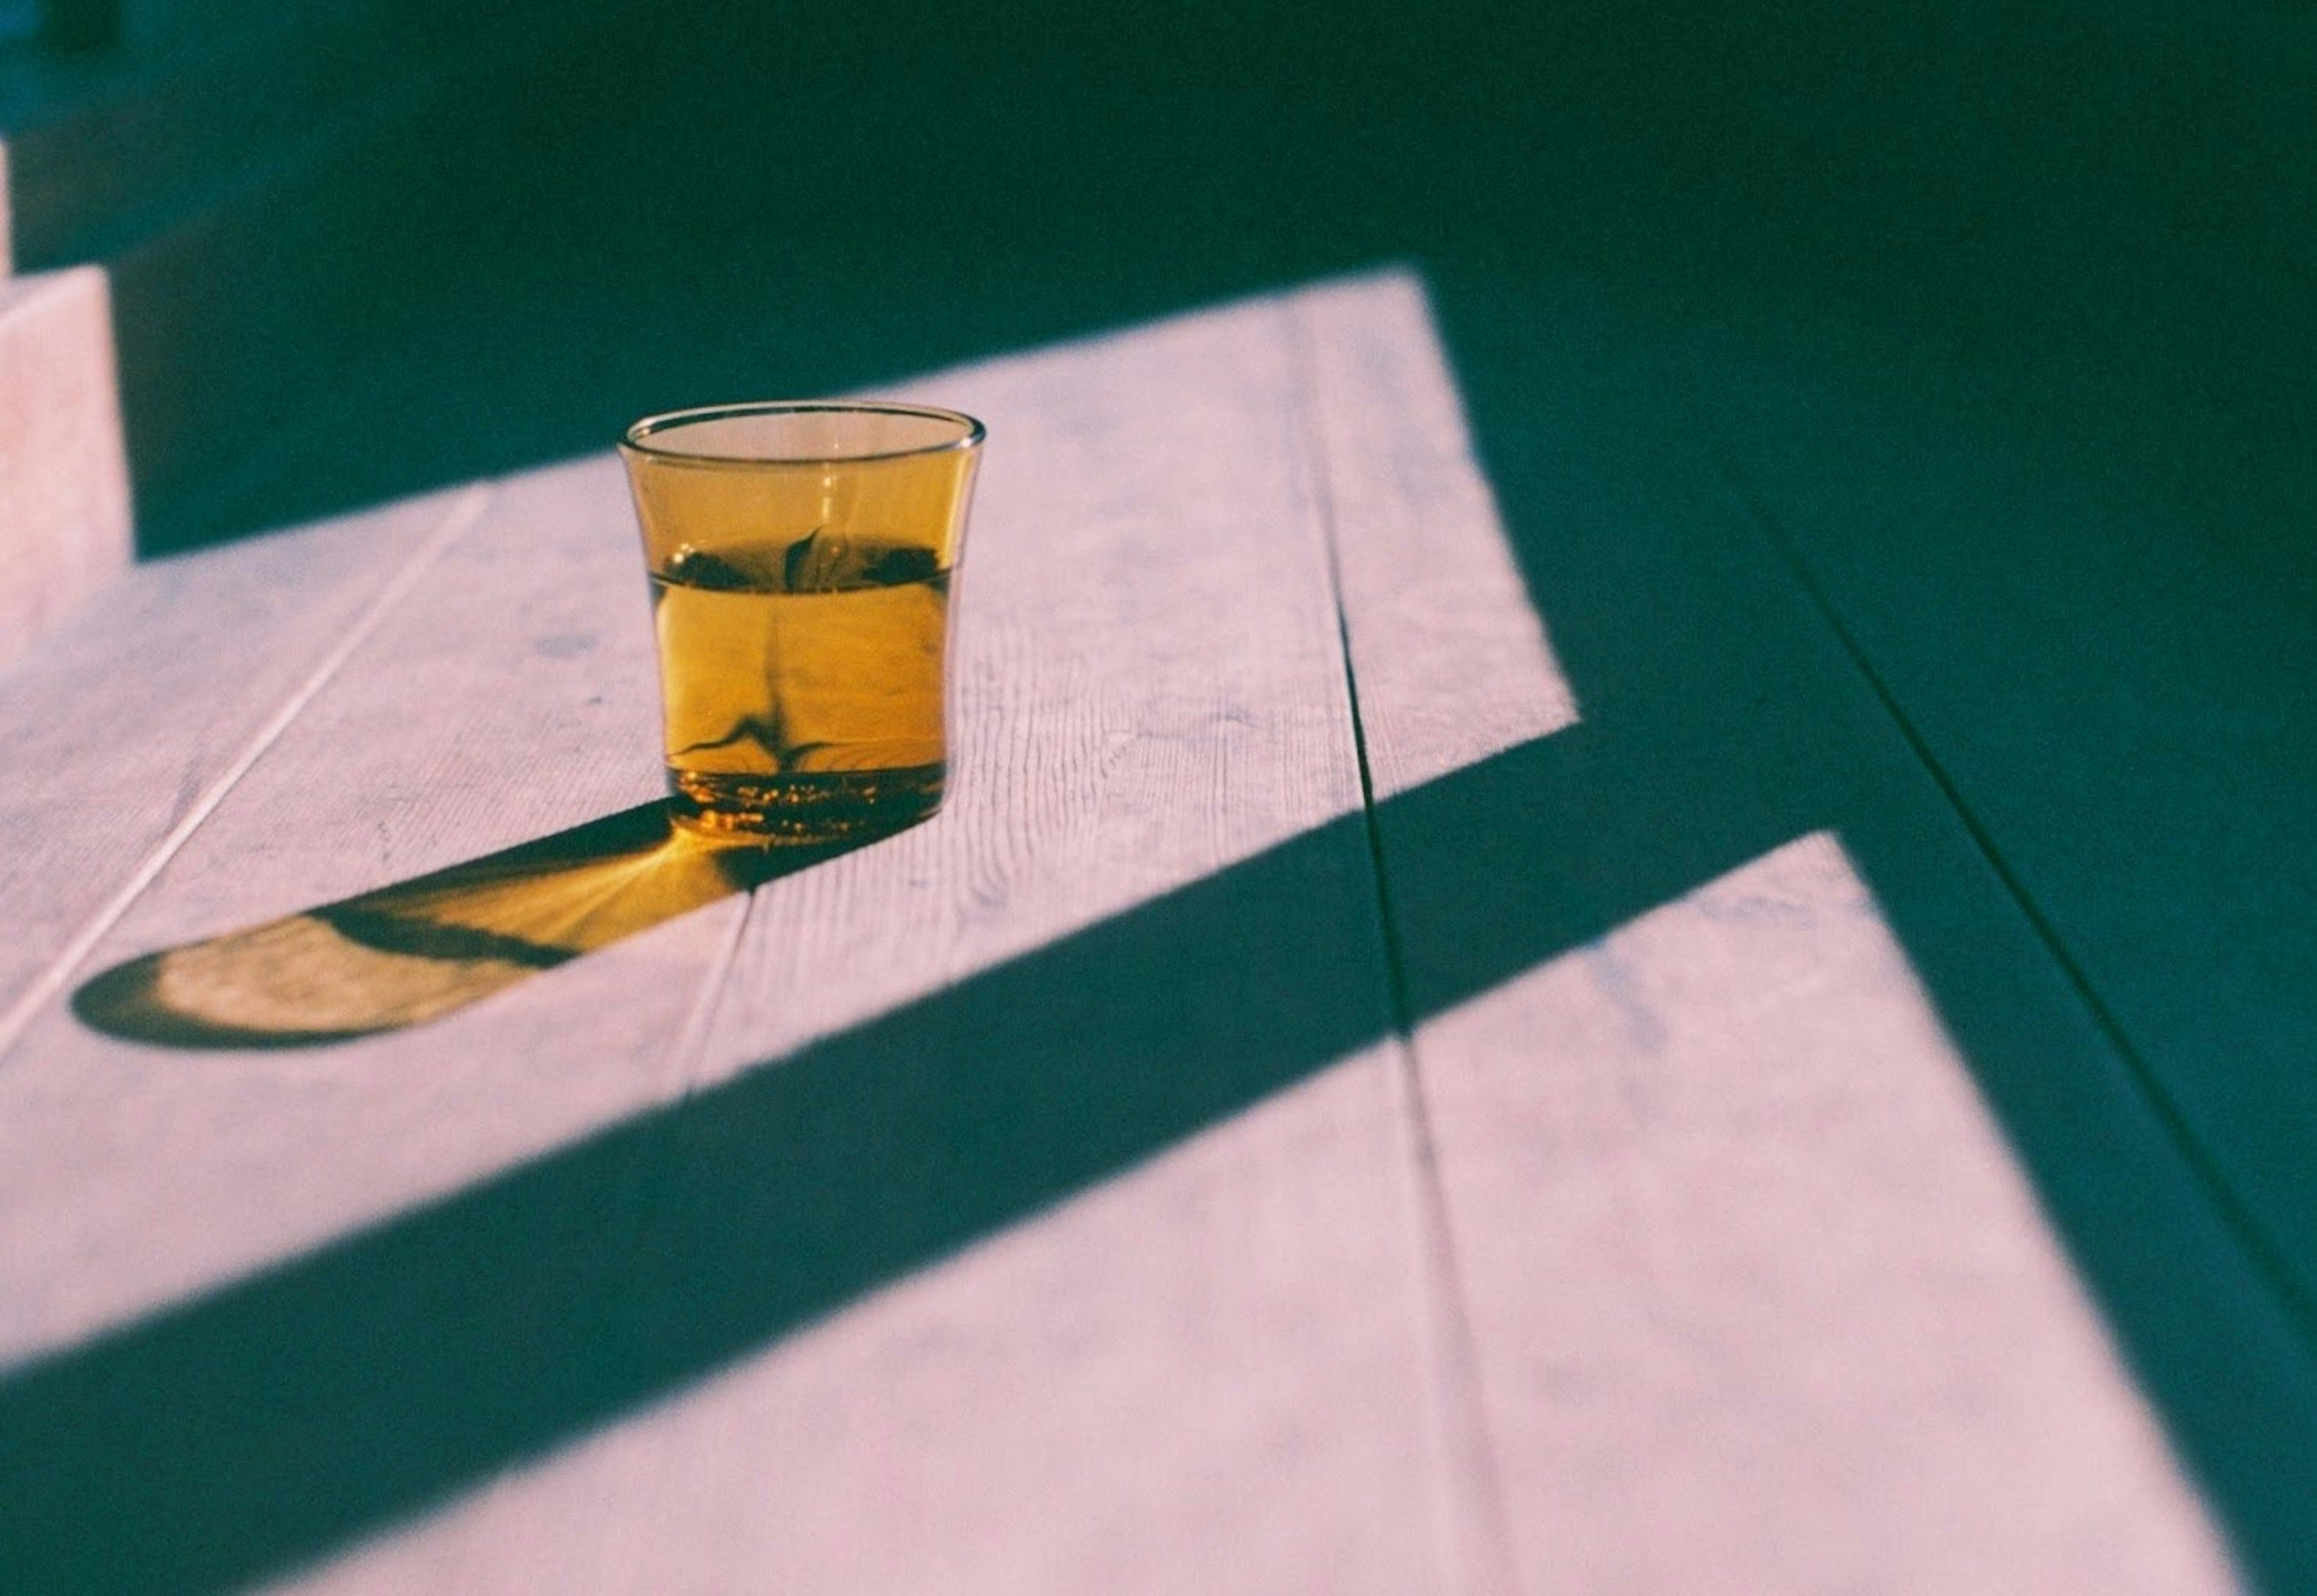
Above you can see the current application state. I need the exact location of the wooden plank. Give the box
[0,476,475,1037]
[0,456,698,1371]
[290,1048,1440,1596]
[1416,835,2234,1592]
[0,291,1464,1594]
[1305,271,2270,1588]
[1702,331,2317,1314]
[1286,271,1577,801]
[638,300,1450,1592]
[698,297,1374,1074]
[279,290,1454,1596]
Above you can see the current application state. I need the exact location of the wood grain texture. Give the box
[1291,270,1578,801]
[288,1048,1442,1596]
[1310,273,2249,1590]
[276,290,1456,1595]
[8,262,2296,1594]
[699,293,1367,1078]
[1418,835,2232,1592]
[0,290,1466,1594]
[0,457,699,1367]
[0,477,470,1039]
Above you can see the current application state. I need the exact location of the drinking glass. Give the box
[620,401,984,842]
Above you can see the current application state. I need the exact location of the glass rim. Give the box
[619,399,986,467]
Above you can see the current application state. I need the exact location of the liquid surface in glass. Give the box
[649,527,949,841]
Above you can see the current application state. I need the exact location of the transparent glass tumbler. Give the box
[620,401,984,843]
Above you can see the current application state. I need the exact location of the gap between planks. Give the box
[0,483,494,1066]
[591,885,764,1280]
[1283,293,1520,1596]
[1718,459,2317,1367]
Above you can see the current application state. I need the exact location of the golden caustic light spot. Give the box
[73,805,859,1048]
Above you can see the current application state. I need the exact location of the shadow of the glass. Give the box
[71,806,857,1048]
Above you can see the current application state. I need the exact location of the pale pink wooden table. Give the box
[0,272,2269,1591]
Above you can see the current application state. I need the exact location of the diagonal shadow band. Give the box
[71,806,856,1048]
[0,722,1806,1594]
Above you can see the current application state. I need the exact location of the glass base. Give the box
[666,764,945,845]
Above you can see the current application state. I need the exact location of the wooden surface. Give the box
[0,264,130,666]
[0,268,2307,1591]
